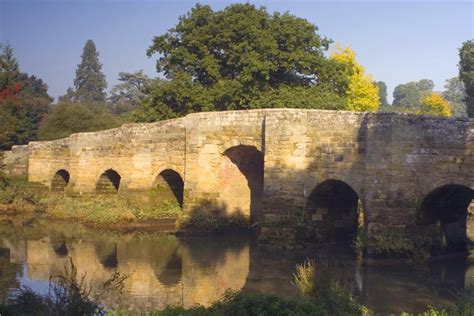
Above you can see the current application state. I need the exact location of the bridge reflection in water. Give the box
[1,222,474,314]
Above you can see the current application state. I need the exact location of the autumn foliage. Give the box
[330,46,379,112]
[420,92,452,117]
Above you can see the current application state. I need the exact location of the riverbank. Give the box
[0,174,251,233]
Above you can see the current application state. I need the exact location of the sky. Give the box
[0,0,473,103]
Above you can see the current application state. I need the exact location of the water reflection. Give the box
[0,220,473,314]
[0,223,251,312]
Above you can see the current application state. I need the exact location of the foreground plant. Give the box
[0,258,127,316]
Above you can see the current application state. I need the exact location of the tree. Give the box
[38,102,120,141]
[70,40,107,104]
[443,77,467,117]
[141,3,350,121]
[392,79,434,109]
[0,44,20,89]
[374,81,388,107]
[419,92,452,117]
[459,40,474,117]
[0,44,52,149]
[330,46,379,112]
[109,70,152,114]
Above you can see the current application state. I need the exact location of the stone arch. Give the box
[152,169,184,208]
[51,169,70,192]
[219,139,262,155]
[421,178,474,198]
[306,179,363,243]
[218,145,264,221]
[96,169,121,194]
[418,184,474,254]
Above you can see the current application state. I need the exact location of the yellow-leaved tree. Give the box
[331,46,379,112]
[419,92,452,117]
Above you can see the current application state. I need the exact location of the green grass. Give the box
[0,174,183,226]
[45,195,181,225]
[0,174,44,213]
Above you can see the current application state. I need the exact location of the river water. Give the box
[0,219,473,315]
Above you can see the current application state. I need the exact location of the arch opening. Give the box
[153,169,184,208]
[51,169,70,192]
[419,185,474,254]
[96,169,121,194]
[220,145,264,221]
[306,180,361,244]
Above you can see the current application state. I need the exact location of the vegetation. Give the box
[154,290,368,316]
[0,174,181,226]
[443,77,467,117]
[45,195,181,225]
[459,40,474,117]
[176,211,251,233]
[375,81,388,107]
[37,40,123,141]
[0,173,44,213]
[38,101,121,140]
[0,44,53,149]
[62,40,107,104]
[419,92,452,117]
[138,3,359,121]
[368,226,442,262]
[330,46,379,112]
[109,70,152,115]
[0,258,126,316]
[382,77,467,117]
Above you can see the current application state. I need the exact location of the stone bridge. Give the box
[17,109,474,250]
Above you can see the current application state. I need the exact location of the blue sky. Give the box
[1,0,472,102]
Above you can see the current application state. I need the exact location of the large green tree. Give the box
[459,40,474,117]
[443,77,467,118]
[66,40,107,104]
[0,44,52,149]
[140,3,350,121]
[392,79,434,109]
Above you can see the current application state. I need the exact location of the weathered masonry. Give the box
[6,109,474,250]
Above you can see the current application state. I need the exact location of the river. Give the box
[0,219,473,314]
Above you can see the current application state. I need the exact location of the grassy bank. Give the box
[0,174,251,232]
[0,174,180,224]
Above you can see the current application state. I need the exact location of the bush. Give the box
[0,174,42,212]
[38,101,121,141]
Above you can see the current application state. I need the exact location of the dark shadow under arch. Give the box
[223,145,264,221]
[419,184,474,254]
[154,169,184,207]
[96,169,121,194]
[51,169,70,192]
[306,180,361,243]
